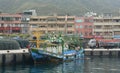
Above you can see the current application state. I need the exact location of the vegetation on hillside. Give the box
[0,0,120,16]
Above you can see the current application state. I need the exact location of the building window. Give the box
[12,30,20,33]
[104,25,111,29]
[89,26,92,28]
[113,19,120,22]
[15,17,20,21]
[75,19,84,23]
[84,25,88,28]
[76,26,79,28]
[0,17,2,21]
[95,25,102,29]
[94,19,103,22]
[67,18,74,21]
[84,19,90,22]
[59,24,64,28]
[40,19,46,21]
[23,24,28,27]
[1,17,4,20]
[39,25,46,28]
[80,25,83,28]
[47,18,57,21]
[3,17,13,21]
[57,18,65,21]
[114,25,120,28]
[114,31,120,35]
[84,19,88,22]
[89,19,93,22]
[12,24,15,27]
[0,24,4,27]
[48,24,56,28]
[31,19,38,21]
[67,31,73,34]
[95,32,100,35]
[85,32,88,36]
[15,24,18,27]
[21,24,24,27]
[89,32,92,35]
[31,24,38,28]
[67,24,72,27]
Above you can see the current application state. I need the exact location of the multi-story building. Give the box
[93,16,120,39]
[29,15,75,35]
[21,10,37,33]
[0,13,22,34]
[75,17,93,39]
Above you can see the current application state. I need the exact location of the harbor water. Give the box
[0,57,120,73]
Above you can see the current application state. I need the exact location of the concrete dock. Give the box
[0,49,32,66]
[84,48,120,57]
[0,48,120,66]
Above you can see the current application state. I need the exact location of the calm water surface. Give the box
[0,57,120,73]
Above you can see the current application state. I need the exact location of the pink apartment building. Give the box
[75,17,93,39]
[0,13,22,34]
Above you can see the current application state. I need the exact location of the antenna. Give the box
[119,8,120,16]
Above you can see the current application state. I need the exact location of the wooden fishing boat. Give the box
[29,32,84,63]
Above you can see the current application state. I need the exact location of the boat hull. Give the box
[30,48,84,62]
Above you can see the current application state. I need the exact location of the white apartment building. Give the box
[29,15,75,35]
[93,16,120,39]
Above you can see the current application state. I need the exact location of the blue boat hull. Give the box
[30,48,84,62]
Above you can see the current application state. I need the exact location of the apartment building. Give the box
[21,10,37,33]
[29,15,75,35]
[75,17,93,39]
[0,13,22,33]
[93,16,120,39]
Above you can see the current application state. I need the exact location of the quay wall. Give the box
[84,48,120,57]
[0,48,120,66]
[0,49,32,66]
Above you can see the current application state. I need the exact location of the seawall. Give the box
[84,48,120,57]
[0,49,33,66]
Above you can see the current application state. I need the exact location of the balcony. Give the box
[94,29,113,32]
[29,21,47,24]
[94,22,113,25]
[0,21,21,24]
[94,29,104,32]
[57,21,66,24]
[67,28,74,31]
[47,21,57,24]
[67,21,75,24]
[113,28,120,31]
[112,22,120,25]
[47,28,57,31]
[103,36,113,39]
[57,28,64,31]
[30,28,47,31]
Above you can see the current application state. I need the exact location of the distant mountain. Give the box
[0,0,120,16]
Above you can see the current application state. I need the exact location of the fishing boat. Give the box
[29,32,84,63]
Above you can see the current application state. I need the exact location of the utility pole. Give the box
[65,15,67,35]
[118,8,120,16]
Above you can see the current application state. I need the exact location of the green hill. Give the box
[0,0,120,16]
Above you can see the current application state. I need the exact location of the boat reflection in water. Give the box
[28,59,85,73]
[1,57,120,73]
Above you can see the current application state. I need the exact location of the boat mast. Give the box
[32,31,43,48]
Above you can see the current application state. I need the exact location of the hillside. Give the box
[0,0,120,16]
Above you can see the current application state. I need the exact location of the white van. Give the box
[88,39,96,48]
[0,36,3,39]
